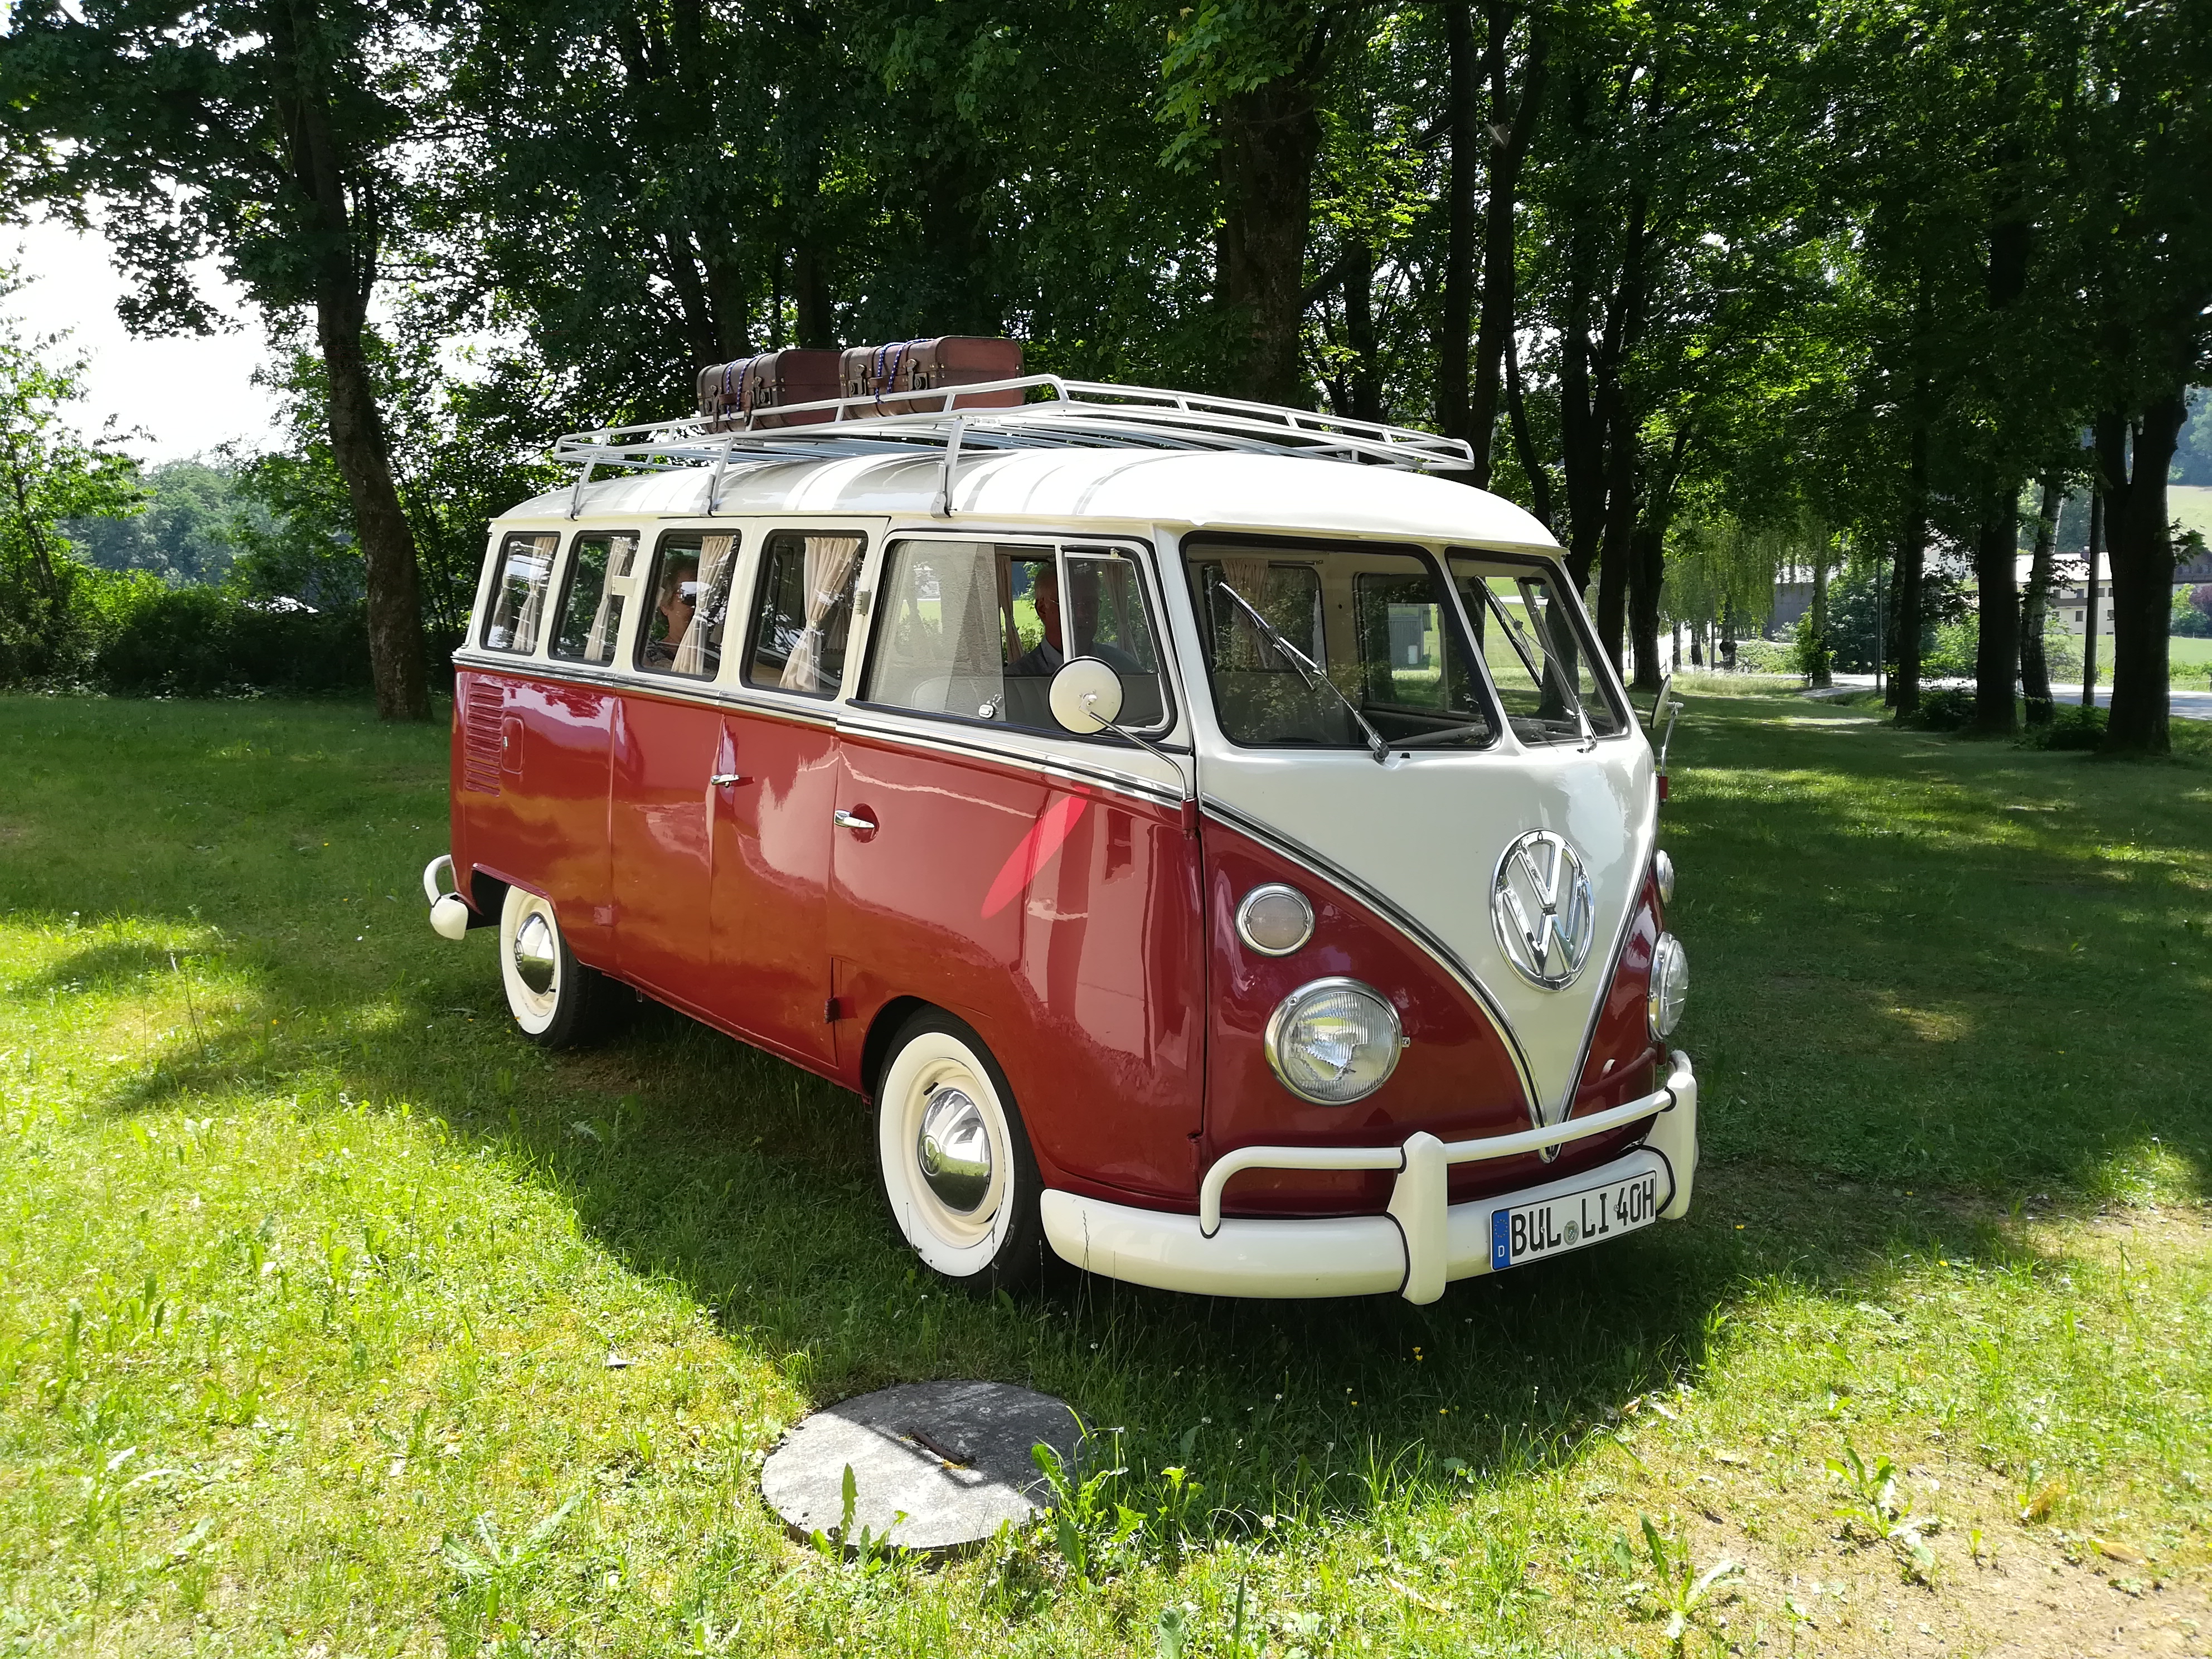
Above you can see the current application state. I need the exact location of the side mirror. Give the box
[1646,670,1674,735]
[1047,656,1124,734]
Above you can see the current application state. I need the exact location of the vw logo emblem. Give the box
[1492,830,1597,990]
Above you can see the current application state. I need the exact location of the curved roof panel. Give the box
[501,450,1561,554]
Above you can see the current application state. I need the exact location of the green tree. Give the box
[0,0,438,719]
[1162,0,1372,404]
[0,273,142,685]
[64,457,263,586]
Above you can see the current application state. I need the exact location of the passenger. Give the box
[1009,561,1142,677]
[643,555,699,667]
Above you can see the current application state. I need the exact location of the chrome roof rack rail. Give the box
[549,375,1476,492]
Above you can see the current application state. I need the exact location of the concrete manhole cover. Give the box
[760,1381,1083,1554]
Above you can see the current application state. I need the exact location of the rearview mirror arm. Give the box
[1079,692,1191,801]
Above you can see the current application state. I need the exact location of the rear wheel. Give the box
[875,1011,1048,1293]
[498,886,622,1048]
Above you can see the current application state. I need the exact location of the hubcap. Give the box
[512,912,557,995]
[915,1085,993,1214]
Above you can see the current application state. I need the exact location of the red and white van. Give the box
[425,377,1696,1302]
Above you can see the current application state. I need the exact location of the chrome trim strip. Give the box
[452,653,1190,811]
[453,651,841,731]
[1199,1058,1685,1235]
[835,713,1190,810]
[1199,798,1538,1117]
[1545,808,1659,1128]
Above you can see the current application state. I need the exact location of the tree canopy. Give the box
[3,0,2208,749]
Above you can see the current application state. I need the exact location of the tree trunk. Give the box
[2079,486,2101,707]
[1808,540,1832,689]
[1341,241,1382,423]
[317,297,429,721]
[1890,419,1928,719]
[1593,381,1636,671]
[2019,471,2061,724]
[271,7,429,722]
[1627,523,1666,691]
[2102,394,2186,756]
[1627,425,1690,691]
[1465,8,1546,487]
[1218,72,1327,405]
[1557,280,1603,588]
[1969,478,2020,736]
[1503,332,1554,530]
[1436,1,1477,442]
[793,237,834,349]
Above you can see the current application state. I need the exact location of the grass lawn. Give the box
[2,691,2209,1656]
[2171,484,2212,545]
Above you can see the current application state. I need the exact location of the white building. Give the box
[2053,579,2114,636]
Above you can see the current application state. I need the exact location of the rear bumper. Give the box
[1041,1052,1698,1302]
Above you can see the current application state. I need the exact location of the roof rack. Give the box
[550,375,1474,517]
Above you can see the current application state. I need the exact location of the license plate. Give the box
[1491,1171,1660,1272]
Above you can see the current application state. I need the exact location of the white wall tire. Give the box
[876,1012,1047,1292]
[498,886,620,1049]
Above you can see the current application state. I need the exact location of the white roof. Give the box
[501,449,1563,555]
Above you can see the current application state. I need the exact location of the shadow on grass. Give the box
[30,932,2117,1537]
[7,690,2206,1534]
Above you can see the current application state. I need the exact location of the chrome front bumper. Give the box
[1040,1051,1697,1303]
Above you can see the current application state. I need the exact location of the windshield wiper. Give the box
[1388,720,1491,750]
[1482,582,1597,751]
[1215,579,1390,764]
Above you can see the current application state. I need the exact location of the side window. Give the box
[551,532,638,666]
[866,541,1168,734]
[483,532,558,654]
[1449,556,1624,741]
[1195,559,1323,670]
[1063,548,1166,728]
[867,540,1008,718]
[1353,571,1481,717]
[637,531,741,680]
[743,530,864,696]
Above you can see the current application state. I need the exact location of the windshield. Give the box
[1447,554,1624,745]
[1184,542,1495,753]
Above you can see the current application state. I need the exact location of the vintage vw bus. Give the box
[425,375,1695,1303]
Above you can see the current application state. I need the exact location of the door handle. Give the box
[833,809,877,832]
[709,773,750,788]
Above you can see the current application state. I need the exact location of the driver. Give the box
[1008,561,1143,677]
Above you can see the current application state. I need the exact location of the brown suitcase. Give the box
[742,348,842,428]
[840,337,1025,415]
[697,358,756,431]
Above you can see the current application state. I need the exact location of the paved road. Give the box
[1824,672,2212,722]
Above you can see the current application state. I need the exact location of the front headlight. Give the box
[1653,848,1675,906]
[1648,932,1689,1039]
[1265,978,1404,1105]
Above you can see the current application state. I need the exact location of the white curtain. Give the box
[582,535,636,664]
[672,533,739,677]
[1219,555,1276,669]
[507,534,556,653]
[779,534,864,691]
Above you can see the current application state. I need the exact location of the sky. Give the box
[4,216,283,465]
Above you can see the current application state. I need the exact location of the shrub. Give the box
[1731,637,1796,673]
[2172,583,2212,639]
[91,581,372,696]
[1924,618,1978,680]
[1792,609,1831,680]
[2021,704,2107,750]
[1903,686,1976,730]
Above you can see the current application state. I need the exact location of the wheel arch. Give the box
[858,995,937,1100]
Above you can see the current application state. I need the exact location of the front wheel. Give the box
[875,1011,1049,1293]
[498,886,622,1048]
